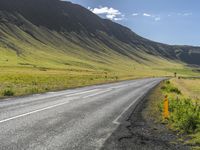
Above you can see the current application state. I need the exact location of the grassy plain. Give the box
[0,63,199,98]
[171,78,200,100]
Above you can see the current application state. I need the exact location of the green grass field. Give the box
[0,65,199,98]
[171,78,200,100]
[1,60,199,99]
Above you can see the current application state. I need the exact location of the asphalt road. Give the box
[0,78,163,150]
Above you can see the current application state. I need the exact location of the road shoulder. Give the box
[101,81,191,150]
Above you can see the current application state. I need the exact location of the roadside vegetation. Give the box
[0,67,121,98]
[0,65,199,98]
[149,78,200,148]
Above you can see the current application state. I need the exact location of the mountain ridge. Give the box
[0,0,200,68]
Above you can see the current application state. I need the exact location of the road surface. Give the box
[0,78,163,150]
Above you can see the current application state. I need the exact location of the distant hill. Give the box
[0,0,200,71]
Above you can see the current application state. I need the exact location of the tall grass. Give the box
[169,98,200,133]
[2,89,14,96]
[161,80,200,136]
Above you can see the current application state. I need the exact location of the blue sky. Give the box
[65,0,200,46]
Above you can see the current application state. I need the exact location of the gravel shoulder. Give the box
[102,82,191,150]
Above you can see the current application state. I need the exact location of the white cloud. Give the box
[143,13,151,17]
[154,17,161,21]
[132,13,139,16]
[183,13,192,16]
[88,6,124,21]
[142,13,161,21]
[90,7,121,15]
[176,12,192,17]
[106,14,116,20]
[114,18,123,21]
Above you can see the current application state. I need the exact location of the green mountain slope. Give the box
[0,0,200,69]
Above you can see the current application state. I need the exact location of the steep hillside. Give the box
[0,0,200,67]
[0,0,200,68]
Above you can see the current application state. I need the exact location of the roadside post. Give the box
[174,72,177,78]
[163,95,169,119]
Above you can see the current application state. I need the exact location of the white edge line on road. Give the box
[0,99,74,124]
[0,89,109,124]
[112,80,160,125]
[65,89,101,97]
[1,89,101,103]
[82,89,112,99]
[112,94,143,125]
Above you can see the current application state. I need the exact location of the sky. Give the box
[65,0,200,46]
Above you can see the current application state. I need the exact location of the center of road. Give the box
[0,99,73,123]
[0,88,112,124]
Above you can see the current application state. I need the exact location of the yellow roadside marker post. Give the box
[163,95,169,119]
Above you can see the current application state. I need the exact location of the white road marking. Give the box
[0,99,74,124]
[0,89,107,124]
[112,85,127,89]
[112,81,159,125]
[1,89,101,105]
[65,89,101,97]
[112,93,144,125]
[82,89,112,98]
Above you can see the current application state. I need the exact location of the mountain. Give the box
[0,0,200,74]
